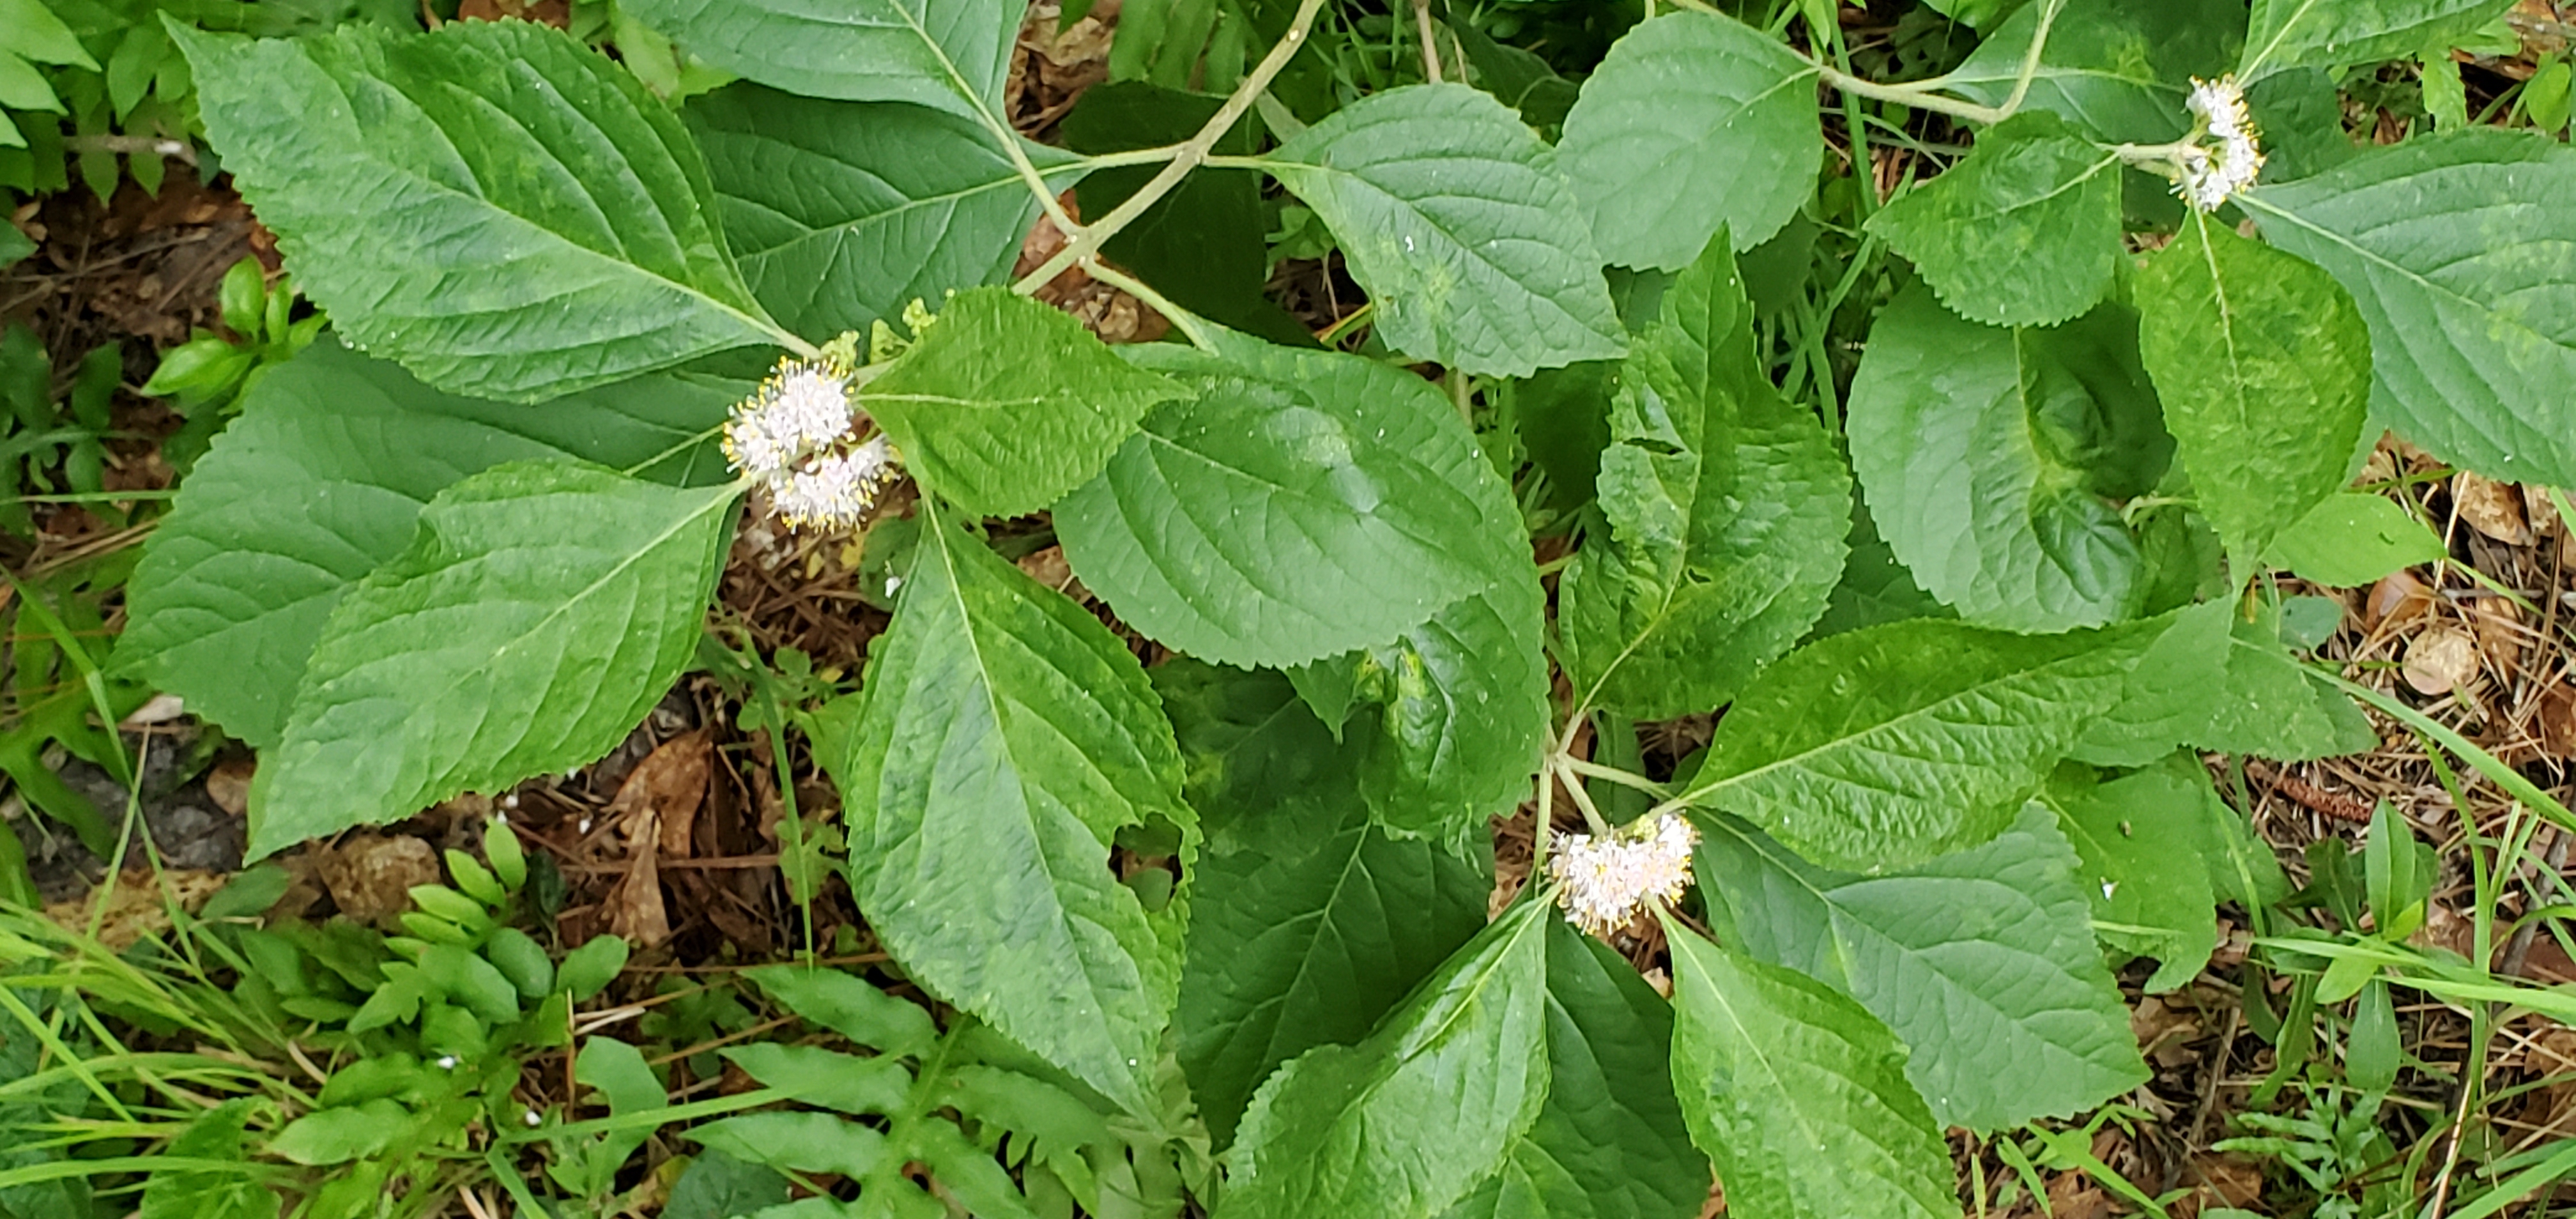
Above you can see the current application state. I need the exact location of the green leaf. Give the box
[1677,618,2152,871]
[140,1101,275,1219]
[418,943,519,1025]
[1057,334,1522,668]
[1220,900,1552,1219]
[1866,112,2122,328]
[1944,0,2243,143]
[664,1150,790,1219]
[1662,919,1956,1219]
[245,463,738,857]
[2068,599,2235,767]
[0,49,54,112]
[1441,917,1709,1219]
[2189,608,2377,760]
[1261,84,1623,377]
[832,518,1189,1113]
[691,1111,890,1180]
[269,1099,411,1166]
[0,220,30,268]
[2039,757,2246,992]
[1699,805,2147,1131]
[2267,493,2444,586]
[2136,212,2371,574]
[0,0,98,69]
[1558,235,1851,720]
[1811,505,1955,640]
[861,288,1184,518]
[622,0,1020,120]
[119,341,736,750]
[1557,11,1821,270]
[557,935,631,1002]
[1162,661,1491,1146]
[1847,289,2168,632]
[571,1036,664,1186]
[1450,20,1580,130]
[2244,130,2576,486]
[2241,0,2511,76]
[173,21,781,402]
[720,1043,910,1114]
[1345,576,1551,840]
[747,964,939,1058]
[686,84,1084,341]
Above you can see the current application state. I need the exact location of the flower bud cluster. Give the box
[722,356,900,530]
[1545,811,1700,938]
[2177,76,2265,211]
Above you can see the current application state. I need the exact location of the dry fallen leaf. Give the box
[119,693,187,727]
[2403,626,2479,694]
[45,869,225,951]
[2538,684,2576,759]
[1016,545,1086,601]
[2413,900,2476,960]
[2044,1177,2115,1219]
[314,833,441,928]
[2522,1025,2576,1073]
[611,731,712,861]
[2527,482,2565,534]
[2469,597,2526,671]
[2455,471,2533,545]
[456,0,569,25]
[2131,995,2203,1068]
[2178,1153,2265,1216]
[203,756,255,817]
[610,811,672,950]
[2366,568,2434,629]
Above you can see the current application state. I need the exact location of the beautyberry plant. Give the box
[106,0,2572,1213]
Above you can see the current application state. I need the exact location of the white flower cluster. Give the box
[1545,812,1699,938]
[722,356,900,530]
[2177,76,2265,211]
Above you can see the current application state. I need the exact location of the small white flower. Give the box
[721,355,906,533]
[2174,76,2265,212]
[436,1055,460,1071]
[723,357,857,479]
[1545,812,1699,938]
[2186,76,2252,144]
[523,1110,544,1128]
[770,436,898,531]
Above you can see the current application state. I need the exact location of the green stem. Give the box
[767,326,824,360]
[1997,0,2066,118]
[1808,0,2062,126]
[1013,0,1331,295]
[1555,755,1671,799]
[1080,142,1190,169]
[1315,300,1374,346]
[1078,260,1217,350]
[1552,758,1614,835]
[1814,64,2004,124]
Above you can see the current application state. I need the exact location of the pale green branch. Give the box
[1014,0,1330,295]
